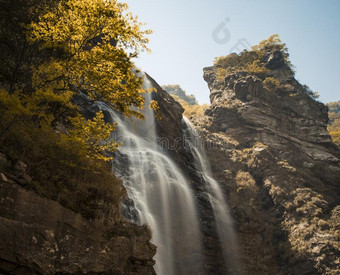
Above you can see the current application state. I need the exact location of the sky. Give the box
[124,0,340,104]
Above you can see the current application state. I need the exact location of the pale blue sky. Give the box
[125,0,340,104]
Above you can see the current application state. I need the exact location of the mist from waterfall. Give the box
[96,77,202,275]
[183,116,241,274]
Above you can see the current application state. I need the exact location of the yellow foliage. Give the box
[327,101,340,147]
[252,34,286,53]
[0,0,153,210]
[1,0,152,163]
[68,111,118,161]
[216,59,269,81]
[149,99,162,120]
[0,89,31,117]
[263,77,281,90]
[214,53,240,68]
[244,60,270,76]
[328,118,340,147]
[217,67,234,81]
[170,95,208,117]
[329,130,340,146]
[28,0,151,117]
[214,34,292,81]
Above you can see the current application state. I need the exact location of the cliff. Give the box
[146,43,340,272]
[147,74,233,274]
[1,30,339,274]
[186,47,340,274]
[0,152,156,274]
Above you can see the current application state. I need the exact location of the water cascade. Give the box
[96,78,202,275]
[183,116,241,274]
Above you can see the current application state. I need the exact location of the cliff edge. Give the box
[188,38,340,274]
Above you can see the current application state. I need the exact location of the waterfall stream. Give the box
[183,116,241,274]
[96,78,202,275]
[95,76,240,274]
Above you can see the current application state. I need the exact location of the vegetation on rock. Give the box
[170,94,209,117]
[199,42,340,273]
[0,0,151,216]
[162,84,198,105]
[327,101,340,147]
[162,85,208,117]
[214,34,319,100]
[214,35,289,78]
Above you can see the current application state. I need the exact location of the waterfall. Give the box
[96,77,202,275]
[183,116,241,274]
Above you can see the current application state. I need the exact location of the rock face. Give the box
[187,52,340,274]
[147,74,238,274]
[0,153,156,274]
[161,84,198,105]
[1,55,339,274]
[146,66,340,274]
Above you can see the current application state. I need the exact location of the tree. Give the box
[0,0,153,212]
[28,0,151,118]
[0,0,53,94]
[0,0,152,161]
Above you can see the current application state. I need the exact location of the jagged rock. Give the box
[13,160,27,177]
[146,73,185,161]
[0,180,156,274]
[0,173,8,182]
[187,56,340,274]
[0,153,9,170]
[161,84,198,105]
[147,75,235,274]
[1,55,338,274]
[262,50,285,70]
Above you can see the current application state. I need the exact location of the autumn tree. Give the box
[1,0,151,161]
[0,0,152,214]
[28,0,151,118]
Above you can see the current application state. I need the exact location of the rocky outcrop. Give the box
[1,50,338,274]
[186,52,340,274]
[161,84,198,105]
[0,152,156,274]
[147,74,185,163]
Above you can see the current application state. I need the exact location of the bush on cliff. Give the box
[162,84,198,105]
[214,34,292,80]
[170,94,209,117]
[327,101,340,147]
